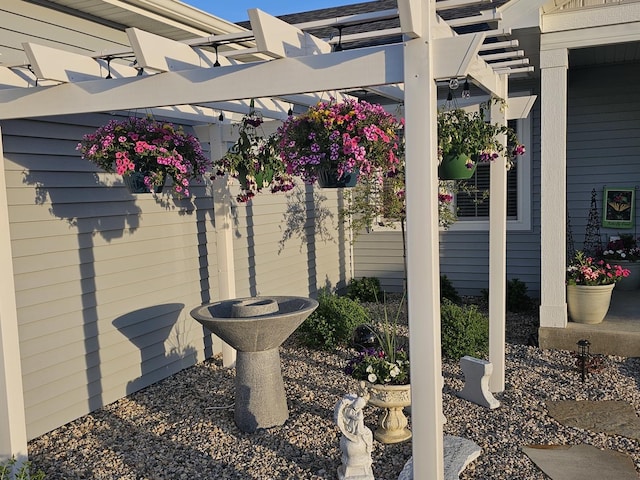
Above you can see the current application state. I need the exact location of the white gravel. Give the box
[27,301,640,480]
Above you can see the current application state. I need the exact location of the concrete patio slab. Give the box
[539,290,640,357]
[546,400,640,440]
[522,444,637,480]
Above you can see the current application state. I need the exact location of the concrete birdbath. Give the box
[190,296,318,432]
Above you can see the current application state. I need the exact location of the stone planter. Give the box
[361,381,411,444]
[615,261,640,291]
[567,284,615,324]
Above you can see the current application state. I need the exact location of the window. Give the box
[449,115,531,232]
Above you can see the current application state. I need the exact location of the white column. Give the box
[488,75,508,393]
[539,48,569,329]
[404,1,444,478]
[208,123,237,368]
[0,127,28,460]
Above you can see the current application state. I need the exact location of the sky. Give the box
[182,1,365,22]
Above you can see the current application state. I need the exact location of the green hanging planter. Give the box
[438,153,476,180]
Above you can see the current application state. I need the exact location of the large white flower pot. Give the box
[615,261,640,291]
[567,284,615,324]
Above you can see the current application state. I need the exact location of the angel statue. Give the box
[334,393,374,480]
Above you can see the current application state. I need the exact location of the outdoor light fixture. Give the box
[334,26,344,52]
[287,105,293,116]
[104,56,113,79]
[577,339,591,382]
[462,78,471,98]
[218,111,224,122]
[213,44,221,67]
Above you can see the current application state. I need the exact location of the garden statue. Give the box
[334,393,375,480]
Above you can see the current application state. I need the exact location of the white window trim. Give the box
[371,98,533,234]
[448,113,532,232]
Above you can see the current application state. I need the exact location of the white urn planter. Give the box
[566,284,615,324]
[361,381,411,444]
[615,261,640,291]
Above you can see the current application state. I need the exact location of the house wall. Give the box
[566,62,640,252]
[2,113,219,439]
[4,115,351,441]
[0,1,352,442]
[354,85,543,299]
[231,186,351,297]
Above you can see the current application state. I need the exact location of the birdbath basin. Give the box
[190,296,318,432]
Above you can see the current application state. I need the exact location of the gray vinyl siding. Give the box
[4,111,352,440]
[230,186,351,297]
[354,83,543,299]
[566,62,640,252]
[3,113,219,439]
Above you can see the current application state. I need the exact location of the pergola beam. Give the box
[0,44,403,120]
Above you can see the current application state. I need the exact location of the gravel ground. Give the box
[28,298,640,480]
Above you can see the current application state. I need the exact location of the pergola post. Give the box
[539,48,569,329]
[208,123,237,368]
[0,127,28,461]
[404,0,444,478]
[488,74,508,393]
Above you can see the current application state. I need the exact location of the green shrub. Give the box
[440,275,461,304]
[440,299,489,360]
[297,291,369,350]
[507,278,535,313]
[481,279,536,313]
[0,457,45,480]
[346,277,382,303]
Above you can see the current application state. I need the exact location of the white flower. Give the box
[366,365,373,373]
[390,366,400,377]
[368,373,378,383]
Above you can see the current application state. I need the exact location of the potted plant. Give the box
[77,116,211,198]
[344,294,411,444]
[566,251,630,324]
[276,98,403,188]
[437,97,526,180]
[212,108,295,203]
[598,234,640,291]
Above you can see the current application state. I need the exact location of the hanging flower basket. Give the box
[212,104,294,203]
[276,98,403,187]
[437,97,526,175]
[438,152,476,180]
[77,116,211,198]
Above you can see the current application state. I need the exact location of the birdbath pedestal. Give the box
[190,296,318,432]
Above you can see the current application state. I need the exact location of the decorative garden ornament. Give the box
[334,393,374,480]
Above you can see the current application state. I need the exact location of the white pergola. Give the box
[0,1,539,477]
